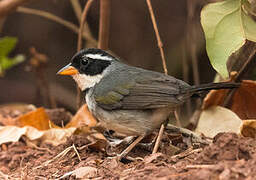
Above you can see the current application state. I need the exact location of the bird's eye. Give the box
[81,59,89,66]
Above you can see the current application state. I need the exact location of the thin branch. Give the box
[98,0,111,50]
[187,0,200,86]
[70,0,82,21]
[70,0,95,45]
[0,0,29,18]
[166,124,210,145]
[76,0,95,109]
[152,124,164,154]
[77,0,95,51]
[146,0,168,75]
[17,6,97,47]
[182,42,192,116]
[146,0,168,154]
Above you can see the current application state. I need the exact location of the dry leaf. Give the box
[66,104,97,128]
[72,166,97,179]
[66,104,106,145]
[0,114,18,126]
[0,126,76,146]
[0,103,36,126]
[203,80,256,119]
[15,107,59,130]
[240,120,256,138]
[196,106,242,138]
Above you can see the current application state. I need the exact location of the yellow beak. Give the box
[57,63,78,75]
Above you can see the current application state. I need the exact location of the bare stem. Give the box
[76,0,95,109]
[146,0,169,154]
[17,6,97,47]
[77,0,95,51]
[146,0,168,75]
[187,0,200,86]
[152,124,165,154]
[70,0,82,21]
[98,0,111,50]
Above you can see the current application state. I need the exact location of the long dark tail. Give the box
[181,82,240,95]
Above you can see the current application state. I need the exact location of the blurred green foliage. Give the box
[201,0,256,78]
[0,37,25,76]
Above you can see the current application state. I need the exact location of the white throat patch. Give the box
[84,54,112,61]
[72,73,103,91]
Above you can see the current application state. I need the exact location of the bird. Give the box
[57,48,239,160]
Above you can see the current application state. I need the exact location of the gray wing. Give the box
[93,66,191,110]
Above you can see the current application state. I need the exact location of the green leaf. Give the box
[0,37,25,76]
[0,37,17,57]
[201,0,256,78]
[0,55,25,70]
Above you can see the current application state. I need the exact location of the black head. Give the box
[70,48,115,76]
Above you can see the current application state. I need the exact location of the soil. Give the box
[0,108,256,179]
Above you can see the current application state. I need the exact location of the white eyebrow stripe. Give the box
[85,54,112,61]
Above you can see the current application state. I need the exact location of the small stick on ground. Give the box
[166,124,210,145]
[171,147,202,160]
[34,146,73,169]
[186,164,217,169]
[72,144,81,162]
[118,134,145,161]
[152,124,165,154]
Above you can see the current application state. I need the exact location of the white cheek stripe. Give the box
[72,74,103,91]
[85,54,112,61]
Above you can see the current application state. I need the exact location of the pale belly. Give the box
[86,91,173,136]
[92,105,172,136]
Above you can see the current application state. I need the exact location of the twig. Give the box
[77,0,95,51]
[0,0,29,18]
[146,0,168,75]
[146,0,168,154]
[72,144,81,162]
[152,124,165,153]
[76,0,95,109]
[98,0,111,50]
[187,0,200,86]
[34,146,73,169]
[186,164,217,169]
[171,147,202,160]
[70,0,82,21]
[186,0,201,128]
[29,47,57,108]
[17,7,97,47]
[70,0,95,46]
[166,124,210,145]
[182,42,192,116]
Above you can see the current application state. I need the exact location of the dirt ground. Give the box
[0,107,256,179]
[0,132,255,179]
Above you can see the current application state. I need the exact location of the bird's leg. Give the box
[108,136,135,148]
[174,108,181,127]
[117,134,145,161]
